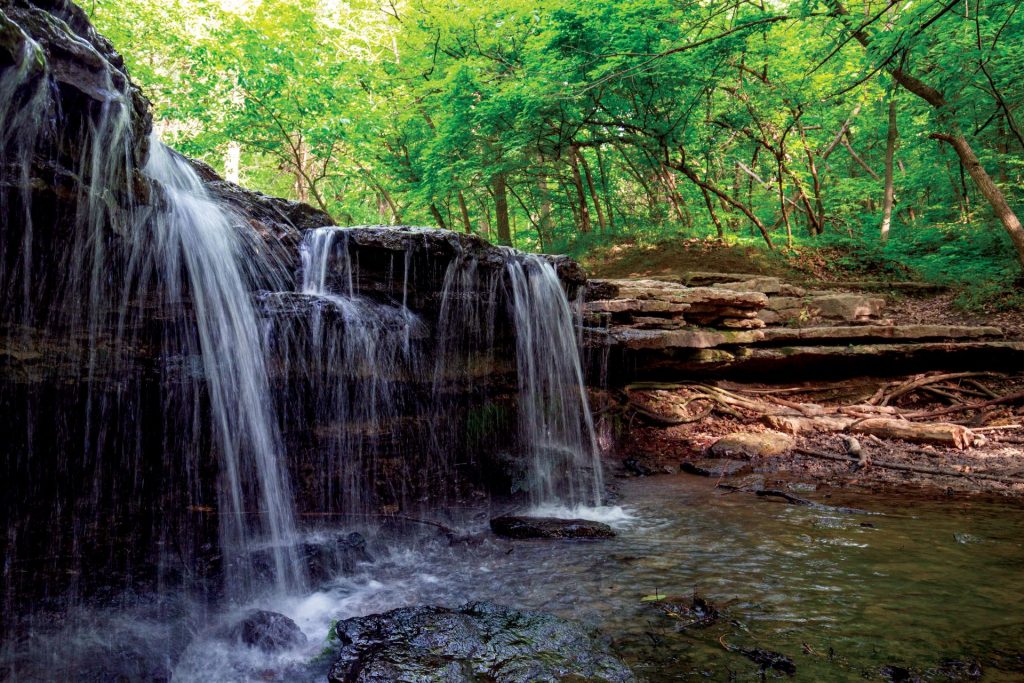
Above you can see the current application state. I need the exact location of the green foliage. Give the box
[84,0,1024,298]
[895,224,1024,310]
[311,619,340,663]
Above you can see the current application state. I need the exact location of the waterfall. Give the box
[1,30,304,599]
[0,35,48,326]
[267,226,428,516]
[274,228,603,516]
[144,141,303,595]
[504,252,603,508]
[1,5,609,678]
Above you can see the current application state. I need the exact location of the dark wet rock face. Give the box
[327,601,636,683]
[235,532,373,589]
[490,515,616,539]
[227,610,307,653]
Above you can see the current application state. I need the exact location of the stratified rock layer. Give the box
[582,272,1024,382]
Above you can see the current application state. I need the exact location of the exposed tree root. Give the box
[622,374,1023,449]
[794,446,1024,486]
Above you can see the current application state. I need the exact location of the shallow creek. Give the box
[170,475,1024,682]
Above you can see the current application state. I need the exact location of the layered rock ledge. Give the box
[582,272,1024,382]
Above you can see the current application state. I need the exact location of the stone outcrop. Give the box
[708,432,795,459]
[328,602,636,683]
[582,271,1024,383]
[585,279,768,332]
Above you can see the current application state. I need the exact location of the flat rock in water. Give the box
[490,515,616,539]
[681,458,751,478]
[327,601,636,683]
[709,431,795,459]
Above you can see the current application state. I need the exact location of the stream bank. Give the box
[580,256,1024,499]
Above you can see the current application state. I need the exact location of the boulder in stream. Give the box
[327,601,636,683]
[490,515,616,539]
[227,610,307,653]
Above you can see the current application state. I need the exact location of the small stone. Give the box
[708,431,795,459]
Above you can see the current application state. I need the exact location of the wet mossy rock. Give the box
[490,515,616,540]
[708,431,795,459]
[226,610,307,653]
[327,601,636,683]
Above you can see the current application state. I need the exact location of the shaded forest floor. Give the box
[602,374,1024,499]
[584,238,1024,497]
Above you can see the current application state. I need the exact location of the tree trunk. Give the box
[828,0,1024,267]
[933,132,1024,261]
[880,99,897,242]
[457,190,472,234]
[429,203,448,230]
[224,141,241,184]
[493,173,512,246]
[537,175,554,246]
[578,148,606,233]
[797,122,825,234]
[567,145,592,234]
[596,145,616,233]
[778,159,793,247]
[700,185,725,239]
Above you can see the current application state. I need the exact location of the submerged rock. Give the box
[490,515,616,539]
[681,458,751,478]
[227,610,307,653]
[327,601,636,683]
[240,532,373,586]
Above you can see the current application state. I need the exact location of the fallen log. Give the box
[794,447,1024,486]
[764,414,982,449]
[849,418,982,450]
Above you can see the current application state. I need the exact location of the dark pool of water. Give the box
[7,475,1024,681]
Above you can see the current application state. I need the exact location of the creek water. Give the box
[165,476,1024,682]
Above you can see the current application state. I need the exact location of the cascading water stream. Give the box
[277,226,428,516]
[503,251,604,509]
[1,5,616,679]
[285,227,604,514]
[143,141,304,595]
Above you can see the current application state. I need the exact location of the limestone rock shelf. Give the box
[582,272,1023,382]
